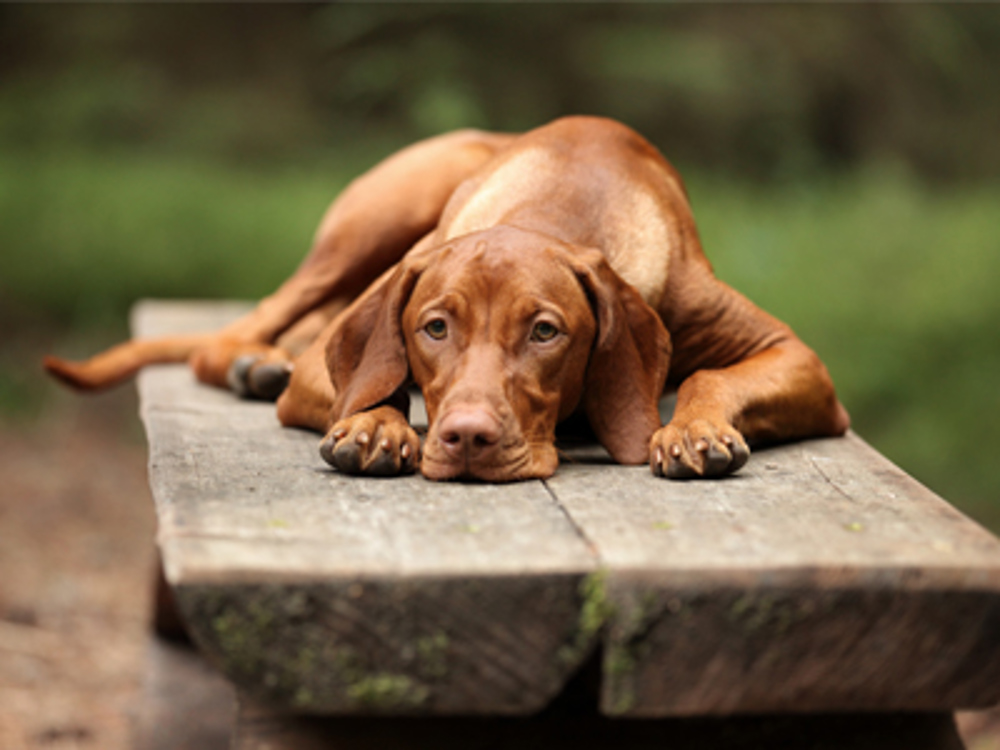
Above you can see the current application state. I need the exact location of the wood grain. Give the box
[548,437,1000,716]
[134,300,1000,717]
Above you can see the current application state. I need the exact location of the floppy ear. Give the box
[325,256,428,422]
[570,250,672,464]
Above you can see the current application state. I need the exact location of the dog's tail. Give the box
[43,334,214,392]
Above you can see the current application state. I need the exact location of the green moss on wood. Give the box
[611,684,637,715]
[604,588,663,716]
[558,569,613,666]
[414,631,450,680]
[205,592,278,678]
[728,591,813,636]
[346,673,430,709]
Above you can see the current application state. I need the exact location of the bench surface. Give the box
[135,300,1000,718]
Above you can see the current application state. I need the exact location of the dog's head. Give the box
[326,226,671,481]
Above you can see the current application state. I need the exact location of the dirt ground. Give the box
[1,381,999,749]
[0,386,157,749]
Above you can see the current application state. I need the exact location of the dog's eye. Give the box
[530,321,560,342]
[424,318,448,340]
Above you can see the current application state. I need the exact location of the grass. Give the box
[2,147,998,530]
[1,149,344,324]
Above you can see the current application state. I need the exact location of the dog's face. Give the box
[402,235,597,481]
[326,226,672,482]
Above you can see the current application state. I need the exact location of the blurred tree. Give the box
[1,4,998,182]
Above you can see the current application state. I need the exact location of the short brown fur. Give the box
[45,117,849,481]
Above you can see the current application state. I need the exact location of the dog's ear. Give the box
[569,250,672,464]
[325,254,430,422]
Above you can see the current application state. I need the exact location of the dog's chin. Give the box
[420,445,559,483]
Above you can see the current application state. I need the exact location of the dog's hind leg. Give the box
[216,296,350,400]
[47,130,515,394]
[191,129,516,394]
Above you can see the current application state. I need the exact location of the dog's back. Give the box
[435,116,694,309]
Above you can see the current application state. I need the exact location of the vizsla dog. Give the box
[45,116,849,481]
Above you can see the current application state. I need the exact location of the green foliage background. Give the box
[1,5,998,528]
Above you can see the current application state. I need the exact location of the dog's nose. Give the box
[437,407,503,460]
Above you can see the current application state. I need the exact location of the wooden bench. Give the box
[133,300,1000,749]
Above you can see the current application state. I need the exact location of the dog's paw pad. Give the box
[320,432,365,474]
[248,361,292,400]
[226,355,292,400]
[226,355,259,398]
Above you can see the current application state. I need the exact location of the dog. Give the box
[45,116,849,482]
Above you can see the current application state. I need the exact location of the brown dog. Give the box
[45,116,849,481]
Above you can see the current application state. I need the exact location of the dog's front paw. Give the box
[319,406,420,477]
[650,418,749,479]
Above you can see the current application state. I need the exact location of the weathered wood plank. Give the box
[133,300,1000,719]
[548,437,1000,716]
[135,301,599,715]
[143,378,591,582]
